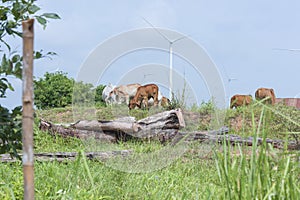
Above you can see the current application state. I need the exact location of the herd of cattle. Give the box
[102,84,298,110]
[230,87,276,109]
[231,88,300,109]
[101,83,170,109]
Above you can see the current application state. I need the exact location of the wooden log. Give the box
[171,131,299,150]
[0,150,132,163]
[71,120,141,133]
[71,109,184,134]
[40,109,185,141]
[39,120,117,142]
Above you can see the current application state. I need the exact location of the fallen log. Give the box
[39,120,117,142]
[0,150,132,163]
[40,109,185,142]
[172,131,300,150]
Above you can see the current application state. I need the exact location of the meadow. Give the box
[1,102,299,199]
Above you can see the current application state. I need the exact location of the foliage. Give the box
[0,105,22,157]
[169,92,184,109]
[34,71,74,109]
[225,103,300,140]
[0,0,60,96]
[34,71,106,109]
[72,81,95,106]
[215,108,300,199]
[0,0,60,156]
[269,103,300,142]
[192,100,215,115]
[94,84,106,107]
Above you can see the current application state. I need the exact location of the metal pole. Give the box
[169,44,173,100]
[22,18,35,200]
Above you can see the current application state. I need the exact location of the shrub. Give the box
[34,71,74,109]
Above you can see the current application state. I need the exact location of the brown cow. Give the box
[230,94,252,109]
[255,88,276,105]
[129,84,159,109]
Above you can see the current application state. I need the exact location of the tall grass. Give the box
[214,105,300,199]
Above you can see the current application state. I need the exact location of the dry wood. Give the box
[71,109,185,134]
[0,150,132,163]
[171,130,299,150]
[40,109,185,142]
[39,120,117,142]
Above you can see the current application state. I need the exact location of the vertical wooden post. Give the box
[22,18,35,200]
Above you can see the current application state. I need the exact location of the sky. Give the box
[2,0,300,109]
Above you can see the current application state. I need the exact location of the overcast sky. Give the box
[2,0,300,108]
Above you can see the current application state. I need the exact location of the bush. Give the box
[34,71,107,109]
[34,71,74,109]
[0,105,22,157]
[94,84,106,107]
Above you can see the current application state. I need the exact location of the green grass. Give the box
[215,106,300,199]
[1,103,300,199]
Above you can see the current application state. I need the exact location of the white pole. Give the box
[169,44,173,100]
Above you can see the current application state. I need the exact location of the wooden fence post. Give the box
[22,18,35,200]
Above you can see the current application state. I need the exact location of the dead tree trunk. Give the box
[40,109,185,142]
[0,150,132,163]
[171,131,300,150]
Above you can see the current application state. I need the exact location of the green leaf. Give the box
[42,13,61,19]
[1,54,8,71]
[34,51,42,59]
[14,62,22,79]
[12,54,21,63]
[28,4,40,14]
[36,16,47,29]
[7,60,12,74]
[7,81,14,92]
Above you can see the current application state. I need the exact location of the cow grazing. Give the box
[109,83,141,105]
[160,96,171,108]
[102,83,115,104]
[129,84,159,110]
[255,88,276,105]
[145,94,170,108]
[230,94,252,109]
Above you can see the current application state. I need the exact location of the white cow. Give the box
[109,83,141,105]
[102,83,115,104]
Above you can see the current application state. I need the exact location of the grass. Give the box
[1,102,300,199]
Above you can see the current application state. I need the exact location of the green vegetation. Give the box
[34,71,105,109]
[0,0,60,156]
[34,72,74,109]
[225,103,300,141]
[1,101,300,199]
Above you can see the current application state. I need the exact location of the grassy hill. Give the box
[1,103,299,199]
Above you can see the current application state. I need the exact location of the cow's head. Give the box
[128,99,141,110]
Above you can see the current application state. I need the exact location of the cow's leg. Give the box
[153,93,159,107]
[125,94,130,105]
[143,96,148,109]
